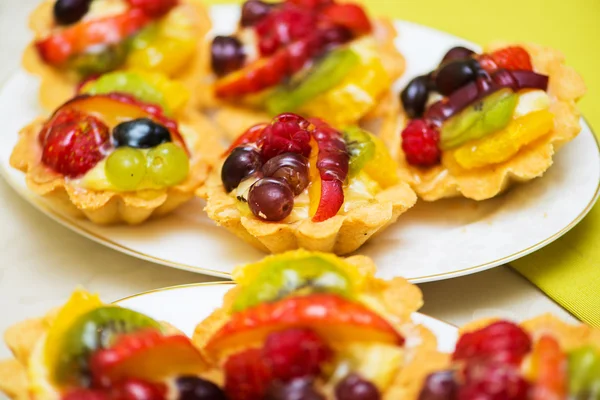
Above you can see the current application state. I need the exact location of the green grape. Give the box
[344,126,376,177]
[146,143,189,186]
[105,148,147,191]
[568,346,600,398]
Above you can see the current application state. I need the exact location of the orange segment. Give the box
[453,109,554,169]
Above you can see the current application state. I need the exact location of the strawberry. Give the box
[321,3,372,35]
[224,349,272,400]
[225,123,268,155]
[205,294,404,357]
[126,0,178,18]
[36,9,151,65]
[287,0,333,9]
[109,378,168,400]
[490,46,533,71]
[40,109,110,178]
[90,330,205,388]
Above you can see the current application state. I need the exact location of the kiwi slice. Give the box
[440,88,518,150]
[69,41,130,78]
[53,306,161,386]
[344,126,376,178]
[266,47,360,115]
[232,255,355,313]
[81,71,169,113]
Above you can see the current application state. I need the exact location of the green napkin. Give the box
[511,197,600,327]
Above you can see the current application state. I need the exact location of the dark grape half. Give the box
[400,75,431,119]
[222,146,263,192]
[211,36,246,76]
[248,178,294,221]
[262,153,309,195]
[53,0,92,25]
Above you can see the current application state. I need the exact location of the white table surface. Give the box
[0,0,576,370]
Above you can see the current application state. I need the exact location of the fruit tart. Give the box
[23,0,211,110]
[380,43,586,201]
[201,112,417,254]
[198,0,405,139]
[192,250,448,399]
[10,80,222,224]
[417,314,600,400]
[0,289,226,400]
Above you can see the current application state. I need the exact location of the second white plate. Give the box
[115,282,459,353]
[0,6,598,282]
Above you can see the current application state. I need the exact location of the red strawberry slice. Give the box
[90,330,206,388]
[225,124,268,155]
[36,9,151,65]
[287,0,333,9]
[205,294,404,357]
[321,3,372,35]
[126,0,178,18]
[490,46,533,71]
[40,108,110,178]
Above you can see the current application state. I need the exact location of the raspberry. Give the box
[109,378,167,400]
[41,109,110,178]
[490,46,533,71]
[453,321,532,365]
[126,0,177,18]
[255,5,316,56]
[224,349,273,400]
[262,328,332,382]
[401,119,441,167]
[258,113,312,160]
[460,360,530,400]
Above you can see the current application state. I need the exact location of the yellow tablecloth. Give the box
[205,0,600,325]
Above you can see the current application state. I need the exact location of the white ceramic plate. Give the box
[0,5,598,282]
[116,282,459,353]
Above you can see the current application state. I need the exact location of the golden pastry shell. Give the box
[380,42,586,201]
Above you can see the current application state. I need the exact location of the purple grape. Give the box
[221,146,263,192]
[176,376,227,400]
[441,46,476,64]
[262,153,309,195]
[53,0,91,25]
[335,374,380,400]
[241,0,274,27]
[401,75,431,119]
[211,36,246,76]
[417,371,458,400]
[435,60,479,96]
[248,177,294,221]
[265,378,325,400]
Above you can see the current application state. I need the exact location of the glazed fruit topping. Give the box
[418,370,458,400]
[212,0,372,96]
[248,177,295,221]
[108,378,167,400]
[126,0,178,18]
[265,377,325,400]
[37,9,152,66]
[53,0,92,26]
[224,348,273,399]
[568,346,600,398]
[530,335,567,400]
[460,360,530,400]
[262,153,310,195]
[263,328,332,381]
[41,108,110,178]
[399,45,548,167]
[53,306,162,386]
[259,113,313,160]
[205,293,404,357]
[335,373,381,400]
[453,321,532,365]
[112,118,172,149]
[211,36,247,77]
[241,0,276,27]
[90,329,205,387]
[489,46,533,72]
[176,376,228,400]
[222,146,263,193]
[401,120,441,167]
